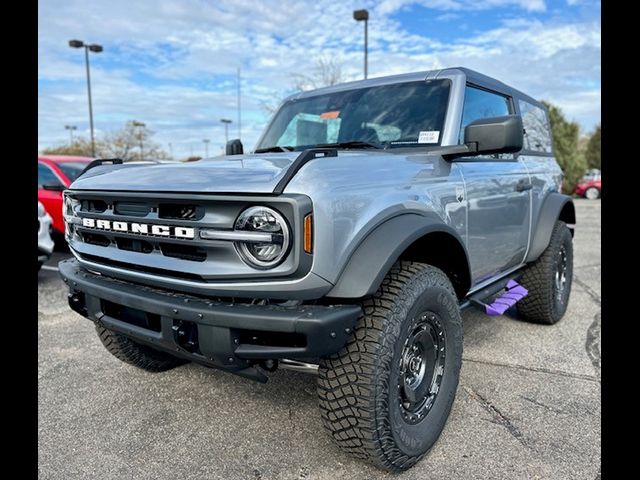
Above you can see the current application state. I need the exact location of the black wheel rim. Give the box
[554,244,568,308]
[398,311,446,424]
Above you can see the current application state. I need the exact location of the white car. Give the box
[38,202,54,270]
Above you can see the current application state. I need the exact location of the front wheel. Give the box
[318,262,463,472]
[96,326,187,372]
[584,187,600,200]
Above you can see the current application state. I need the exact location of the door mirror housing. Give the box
[225,139,244,155]
[464,114,523,155]
[441,115,523,160]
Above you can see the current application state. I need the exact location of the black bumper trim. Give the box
[59,258,361,371]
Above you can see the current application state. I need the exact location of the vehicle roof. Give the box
[38,155,93,163]
[289,67,544,109]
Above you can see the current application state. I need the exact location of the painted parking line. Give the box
[41,265,59,272]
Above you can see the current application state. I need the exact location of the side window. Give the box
[458,86,511,144]
[519,100,552,154]
[38,163,62,188]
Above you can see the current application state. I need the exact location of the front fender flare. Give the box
[326,214,470,299]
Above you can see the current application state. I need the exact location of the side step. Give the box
[471,280,528,316]
[462,273,528,316]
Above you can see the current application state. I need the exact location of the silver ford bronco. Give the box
[60,67,575,472]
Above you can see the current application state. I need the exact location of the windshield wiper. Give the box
[314,141,384,150]
[254,145,295,153]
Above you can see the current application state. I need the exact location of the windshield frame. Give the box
[255,78,452,152]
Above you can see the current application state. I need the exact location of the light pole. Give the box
[132,121,146,160]
[65,125,77,144]
[353,9,369,79]
[203,139,210,158]
[220,118,232,144]
[237,67,242,139]
[69,39,103,157]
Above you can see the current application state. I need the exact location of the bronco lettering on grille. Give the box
[81,218,195,239]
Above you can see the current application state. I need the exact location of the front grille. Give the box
[160,243,206,262]
[66,191,307,284]
[82,232,111,247]
[115,237,153,254]
[81,199,107,213]
[158,203,201,220]
[114,202,150,217]
[80,253,204,280]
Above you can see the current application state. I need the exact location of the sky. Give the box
[38,0,601,159]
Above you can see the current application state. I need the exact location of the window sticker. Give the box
[418,130,440,144]
[320,110,340,120]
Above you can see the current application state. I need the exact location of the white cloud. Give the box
[38,0,599,158]
[377,0,546,15]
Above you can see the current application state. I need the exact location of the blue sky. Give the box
[38,0,601,159]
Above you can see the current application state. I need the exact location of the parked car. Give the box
[59,67,574,472]
[38,155,93,236]
[38,201,54,270]
[574,169,601,199]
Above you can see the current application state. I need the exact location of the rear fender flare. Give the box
[525,193,575,263]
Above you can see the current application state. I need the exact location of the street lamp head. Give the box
[203,139,210,143]
[88,44,103,53]
[220,118,232,124]
[69,39,84,48]
[353,9,369,21]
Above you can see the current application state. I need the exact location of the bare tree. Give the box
[261,56,345,114]
[41,121,169,161]
[292,55,344,91]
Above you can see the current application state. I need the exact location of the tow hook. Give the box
[172,320,200,354]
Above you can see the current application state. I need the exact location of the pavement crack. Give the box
[519,395,566,415]
[585,312,601,380]
[574,274,601,306]
[464,387,529,448]
[463,357,600,383]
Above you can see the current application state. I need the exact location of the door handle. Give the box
[516,181,533,192]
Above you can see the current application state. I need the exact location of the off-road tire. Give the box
[318,261,463,472]
[518,220,573,324]
[96,326,187,372]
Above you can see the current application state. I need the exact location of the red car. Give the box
[38,155,93,236]
[573,170,601,200]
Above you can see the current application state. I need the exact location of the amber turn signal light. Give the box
[303,214,313,253]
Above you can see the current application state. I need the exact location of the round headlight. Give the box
[234,206,290,269]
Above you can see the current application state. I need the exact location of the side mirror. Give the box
[463,115,523,156]
[41,183,65,192]
[225,139,244,155]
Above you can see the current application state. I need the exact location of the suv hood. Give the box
[69,153,300,193]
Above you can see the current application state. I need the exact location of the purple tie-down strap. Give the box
[485,281,529,316]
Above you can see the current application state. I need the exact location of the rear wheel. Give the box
[318,262,463,472]
[96,326,187,372]
[518,221,573,324]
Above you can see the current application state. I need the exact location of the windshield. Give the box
[256,79,451,151]
[58,162,89,181]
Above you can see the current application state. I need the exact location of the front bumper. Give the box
[59,258,361,381]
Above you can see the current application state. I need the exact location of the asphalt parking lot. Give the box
[38,199,601,480]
